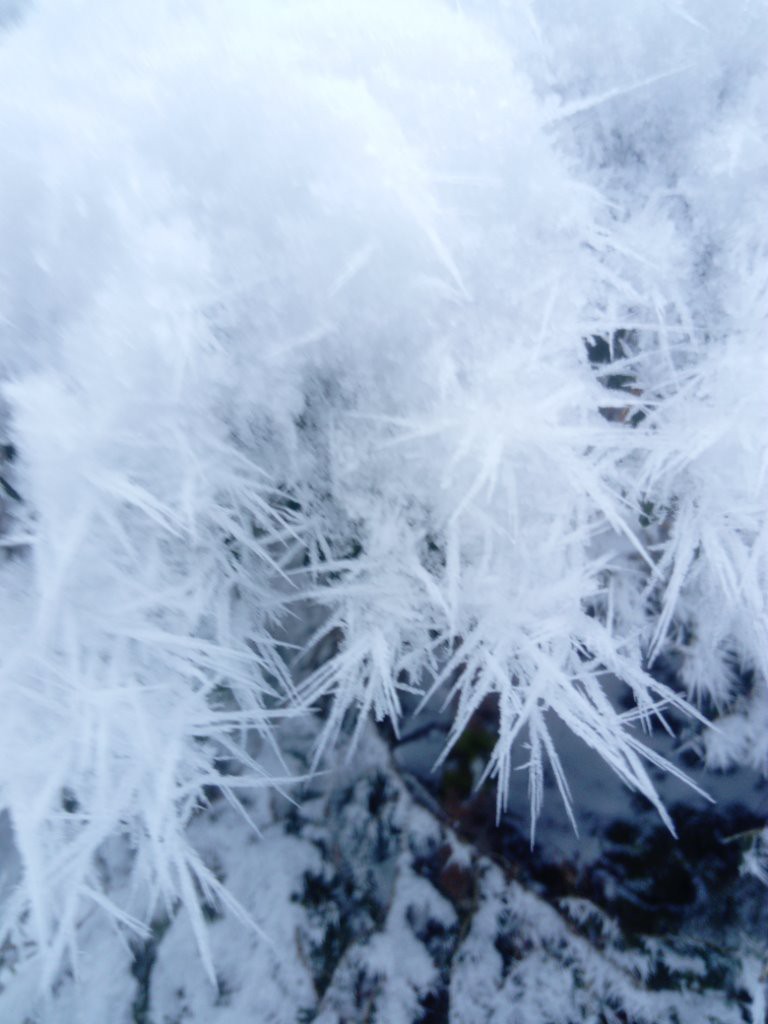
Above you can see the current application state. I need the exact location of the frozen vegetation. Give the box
[0,0,766,1020]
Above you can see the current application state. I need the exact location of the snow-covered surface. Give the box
[0,0,766,1018]
[9,725,766,1023]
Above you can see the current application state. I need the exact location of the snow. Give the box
[0,0,766,1017]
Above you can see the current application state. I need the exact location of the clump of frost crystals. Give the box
[0,0,765,1002]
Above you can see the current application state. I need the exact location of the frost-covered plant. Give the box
[0,0,765,998]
